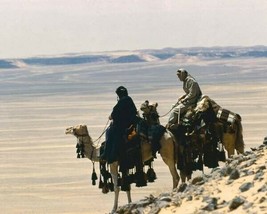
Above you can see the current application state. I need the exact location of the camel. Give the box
[193,96,245,157]
[65,122,180,214]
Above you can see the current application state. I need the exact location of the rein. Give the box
[158,102,178,118]
[90,118,110,161]
[92,118,110,145]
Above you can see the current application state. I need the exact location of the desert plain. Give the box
[0,56,267,213]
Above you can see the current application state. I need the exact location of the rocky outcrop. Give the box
[116,144,267,214]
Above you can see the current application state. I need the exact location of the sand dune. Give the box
[0,57,266,213]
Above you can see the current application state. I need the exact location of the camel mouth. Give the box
[65,127,74,135]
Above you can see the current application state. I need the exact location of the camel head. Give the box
[140,100,159,125]
[140,100,158,114]
[65,125,98,160]
[65,124,89,137]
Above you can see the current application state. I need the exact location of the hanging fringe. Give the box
[147,168,157,182]
[76,136,86,159]
[99,175,103,189]
[91,162,98,185]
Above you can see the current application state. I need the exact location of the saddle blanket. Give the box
[217,108,236,125]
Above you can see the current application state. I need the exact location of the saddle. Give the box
[99,120,156,192]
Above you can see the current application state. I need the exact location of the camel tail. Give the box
[235,114,245,154]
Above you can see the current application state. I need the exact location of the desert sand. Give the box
[0,57,267,213]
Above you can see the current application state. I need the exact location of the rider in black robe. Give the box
[101,86,137,164]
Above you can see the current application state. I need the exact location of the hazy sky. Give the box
[1,0,267,58]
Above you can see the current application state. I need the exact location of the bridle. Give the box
[72,119,109,160]
[74,132,87,158]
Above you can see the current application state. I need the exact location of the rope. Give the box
[158,102,178,118]
[92,118,110,144]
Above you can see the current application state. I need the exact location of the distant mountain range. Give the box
[1,46,267,68]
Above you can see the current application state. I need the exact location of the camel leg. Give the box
[109,162,120,214]
[180,170,190,183]
[109,162,132,213]
[180,171,186,183]
[159,133,180,189]
[169,163,180,188]
[223,133,235,158]
[162,157,180,189]
[126,190,132,203]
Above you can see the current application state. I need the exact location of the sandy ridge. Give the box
[116,144,267,214]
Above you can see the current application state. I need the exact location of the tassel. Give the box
[92,178,96,185]
[91,163,98,185]
[81,144,85,153]
[135,171,147,187]
[102,184,109,194]
[108,181,114,192]
[76,142,81,158]
[146,161,157,182]
[99,176,103,189]
[147,168,157,182]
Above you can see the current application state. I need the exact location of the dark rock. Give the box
[191,176,204,185]
[240,169,255,178]
[226,179,234,185]
[229,169,240,180]
[186,195,193,201]
[242,158,257,168]
[239,182,253,192]
[254,170,264,180]
[177,183,187,192]
[219,167,227,176]
[259,144,266,149]
[259,197,266,203]
[159,196,172,202]
[221,166,235,176]
[194,187,204,196]
[243,202,253,210]
[217,200,228,209]
[244,150,253,156]
[229,196,245,210]
[149,206,160,214]
[201,197,218,211]
[258,184,267,192]
[257,165,266,171]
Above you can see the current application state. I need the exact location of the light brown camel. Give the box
[65,123,180,214]
[193,96,245,157]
